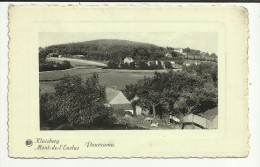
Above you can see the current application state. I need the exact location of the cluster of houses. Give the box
[47,53,84,59]
[123,55,197,69]
[123,56,181,69]
[104,86,218,129]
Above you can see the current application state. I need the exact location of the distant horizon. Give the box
[39,32,218,54]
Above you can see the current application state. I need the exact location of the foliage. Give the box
[39,60,72,72]
[124,62,218,118]
[40,74,116,129]
[164,61,173,69]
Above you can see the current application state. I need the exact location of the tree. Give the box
[40,74,116,129]
[175,81,217,115]
[108,60,119,69]
[135,77,167,118]
[39,49,48,64]
[138,61,149,70]
[62,60,72,69]
[164,61,173,69]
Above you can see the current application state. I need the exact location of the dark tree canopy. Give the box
[40,74,116,129]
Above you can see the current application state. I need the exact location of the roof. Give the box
[165,53,172,56]
[183,108,218,129]
[105,87,131,105]
[199,107,218,129]
[183,114,208,129]
[124,57,133,61]
[105,87,120,103]
[198,107,218,121]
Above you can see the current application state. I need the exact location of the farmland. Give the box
[47,57,107,67]
[39,68,175,93]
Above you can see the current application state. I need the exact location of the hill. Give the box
[42,39,167,61]
[40,39,217,64]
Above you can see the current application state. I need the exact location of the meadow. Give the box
[39,68,166,93]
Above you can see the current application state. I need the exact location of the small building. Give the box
[123,57,134,64]
[105,87,132,111]
[170,61,175,65]
[198,107,218,129]
[182,113,209,129]
[182,107,218,129]
[165,53,172,58]
[58,55,63,58]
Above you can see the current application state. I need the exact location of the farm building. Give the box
[182,107,218,129]
[198,107,218,129]
[105,87,133,111]
[123,57,134,64]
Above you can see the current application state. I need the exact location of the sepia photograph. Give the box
[39,32,218,130]
[8,5,249,158]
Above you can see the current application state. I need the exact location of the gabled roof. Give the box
[105,87,131,105]
[199,107,218,121]
[105,88,120,103]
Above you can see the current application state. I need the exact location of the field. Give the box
[47,57,107,67]
[39,68,174,93]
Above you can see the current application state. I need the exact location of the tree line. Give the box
[39,49,72,72]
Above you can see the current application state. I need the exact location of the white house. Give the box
[165,53,172,58]
[123,57,134,64]
[170,61,175,65]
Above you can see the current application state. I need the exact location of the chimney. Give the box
[113,86,117,90]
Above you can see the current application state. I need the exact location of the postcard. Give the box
[8,5,249,158]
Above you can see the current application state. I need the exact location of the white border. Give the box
[1,2,260,167]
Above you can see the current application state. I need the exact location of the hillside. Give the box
[42,39,166,61]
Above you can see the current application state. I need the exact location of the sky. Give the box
[39,32,218,54]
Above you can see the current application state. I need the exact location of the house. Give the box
[165,53,172,58]
[105,87,132,111]
[198,107,218,129]
[123,56,134,64]
[182,107,218,129]
[58,55,63,58]
[147,60,158,67]
[170,61,175,65]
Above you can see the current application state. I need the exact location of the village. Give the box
[39,39,218,130]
